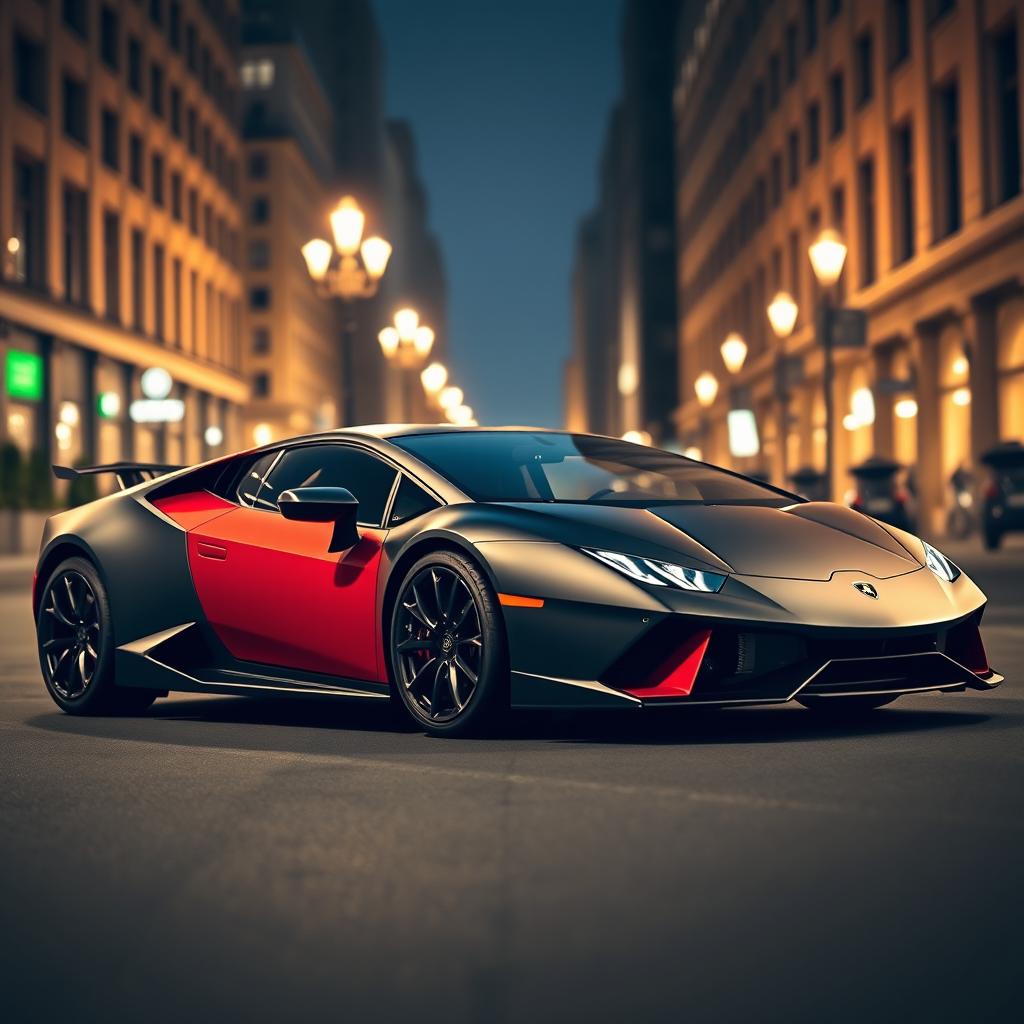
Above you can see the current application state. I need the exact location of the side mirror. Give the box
[278,486,360,552]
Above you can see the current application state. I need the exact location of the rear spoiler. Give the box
[52,462,185,491]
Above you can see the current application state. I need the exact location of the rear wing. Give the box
[52,462,185,491]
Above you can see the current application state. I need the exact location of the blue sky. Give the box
[374,0,622,427]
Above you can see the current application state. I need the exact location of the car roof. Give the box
[342,424,561,439]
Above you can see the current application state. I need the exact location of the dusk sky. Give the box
[374,0,623,428]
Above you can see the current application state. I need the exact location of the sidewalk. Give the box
[0,556,37,593]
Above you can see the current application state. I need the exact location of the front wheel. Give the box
[36,557,156,716]
[797,694,899,715]
[389,551,508,737]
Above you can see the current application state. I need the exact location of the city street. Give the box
[1,541,1021,1023]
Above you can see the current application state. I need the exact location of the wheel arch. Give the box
[379,532,503,679]
[33,538,104,618]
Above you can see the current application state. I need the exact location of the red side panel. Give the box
[188,507,385,682]
[625,629,712,699]
[152,491,236,531]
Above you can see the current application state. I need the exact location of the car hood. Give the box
[490,500,922,581]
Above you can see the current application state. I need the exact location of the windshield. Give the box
[394,432,794,506]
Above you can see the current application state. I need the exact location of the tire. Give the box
[36,556,157,716]
[797,694,899,714]
[388,550,508,737]
[983,524,1002,551]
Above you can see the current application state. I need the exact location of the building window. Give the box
[829,71,845,138]
[128,36,143,95]
[933,79,962,239]
[13,155,47,287]
[14,34,47,114]
[131,228,145,330]
[153,244,165,340]
[149,0,164,27]
[927,0,955,26]
[103,210,119,322]
[151,153,165,206]
[250,196,271,224]
[827,0,842,20]
[62,184,88,306]
[804,0,818,53]
[62,75,89,145]
[240,59,275,89]
[785,22,798,85]
[186,22,197,70]
[170,86,182,136]
[129,133,144,189]
[989,24,1021,206]
[188,188,199,234]
[248,240,270,269]
[788,229,801,304]
[248,151,269,180]
[806,103,821,165]
[203,204,214,246]
[201,124,212,168]
[252,327,270,354]
[170,172,183,220]
[249,287,271,311]
[63,0,88,38]
[150,63,164,117]
[100,6,119,69]
[768,52,781,110]
[186,107,198,153]
[169,0,182,50]
[770,152,782,208]
[893,124,915,265]
[252,372,270,398]
[787,130,800,188]
[189,270,198,351]
[101,109,120,169]
[889,0,911,68]
[858,157,877,285]
[172,258,182,346]
[855,32,874,107]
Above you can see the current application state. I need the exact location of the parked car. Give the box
[848,457,916,533]
[980,441,1024,550]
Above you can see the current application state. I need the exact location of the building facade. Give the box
[675,0,1023,532]
[0,0,247,488]
[567,0,681,444]
[238,12,343,446]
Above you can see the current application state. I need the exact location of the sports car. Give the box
[34,426,1002,736]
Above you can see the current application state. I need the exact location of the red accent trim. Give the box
[946,620,989,676]
[625,629,712,699]
[152,491,235,531]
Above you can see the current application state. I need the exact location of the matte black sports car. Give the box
[35,427,1001,736]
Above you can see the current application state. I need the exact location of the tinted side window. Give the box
[235,452,279,508]
[263,445,398,526]
[389,476,439,526]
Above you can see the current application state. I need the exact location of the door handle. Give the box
[197,542,228,561]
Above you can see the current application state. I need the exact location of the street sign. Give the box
[820,307,867,348]
[4,350,44,401]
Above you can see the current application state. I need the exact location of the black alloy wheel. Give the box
[390,551,506,736]
[37,557,156,715]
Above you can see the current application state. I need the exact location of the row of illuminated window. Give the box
[14,30,239,195]
[683,24,1021,312]
[683,0,961,238]
[9,161,241,370]
[58,0,237,121]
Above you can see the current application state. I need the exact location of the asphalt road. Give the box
[1,541,1022,1023]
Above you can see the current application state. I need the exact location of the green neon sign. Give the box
[5,350,44,401]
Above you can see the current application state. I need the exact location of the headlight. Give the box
[923,541,961,582]
[582,548,727,593]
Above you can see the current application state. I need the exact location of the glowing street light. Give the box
[421,362,448,395]
[720,332,748,374]
[808,228,848,288]
[439,385,464,411]
[694,371,719,408]
[767,291,799,339]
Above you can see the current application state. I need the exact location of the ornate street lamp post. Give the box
[808,228,848,499]
[378,307,436,420]
[767,290,799,482]
[302,196,393,424]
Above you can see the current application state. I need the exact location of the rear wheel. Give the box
[389,551,507,737]
[36,557,156,716]
[797,694,899,714]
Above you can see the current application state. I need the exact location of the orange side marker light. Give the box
[498,593,545,608]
